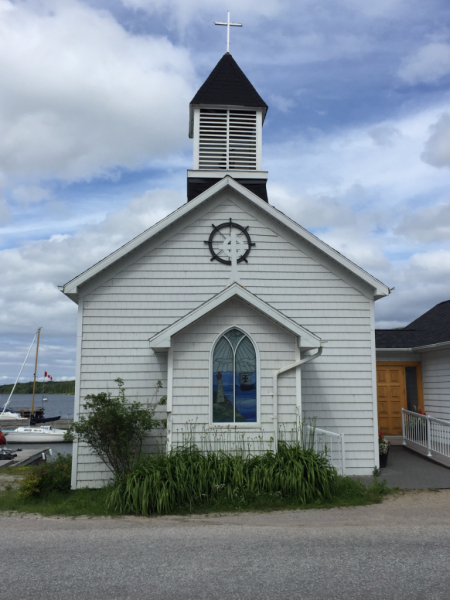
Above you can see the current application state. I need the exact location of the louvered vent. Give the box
[199,109,257,170]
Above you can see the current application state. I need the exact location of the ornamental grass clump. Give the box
[107,442,337,516]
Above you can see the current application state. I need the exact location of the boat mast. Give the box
[30,328,42,420]
[1,331,38,416]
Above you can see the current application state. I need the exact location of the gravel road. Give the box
[2,490,450,600]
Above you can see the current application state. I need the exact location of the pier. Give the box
[0,447,52,468]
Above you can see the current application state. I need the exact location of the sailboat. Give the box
[0,332,35,426]
[2,329,68,443]
[0,406,27,422]
[5,425,67,443]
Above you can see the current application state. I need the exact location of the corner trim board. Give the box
[71,297,83,490]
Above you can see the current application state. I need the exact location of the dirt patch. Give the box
[1,488,449,526]
[0,473,24,492]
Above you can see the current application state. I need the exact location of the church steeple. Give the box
[187,53,269,203]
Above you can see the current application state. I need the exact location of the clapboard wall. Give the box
[74,189,377,487]
[422,349,450,421]
[170,296,297,451]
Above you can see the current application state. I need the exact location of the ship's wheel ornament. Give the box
[205,219,255,265]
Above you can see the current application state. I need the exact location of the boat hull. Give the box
[4,427,68,443]
[5,433,67,443]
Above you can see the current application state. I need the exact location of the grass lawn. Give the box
[0,467,391,518]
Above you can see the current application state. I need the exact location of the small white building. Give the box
[376,300,450,433]
[61,53,390,488]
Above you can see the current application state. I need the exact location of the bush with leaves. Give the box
[65,378,166,477]
[19,454,72,498]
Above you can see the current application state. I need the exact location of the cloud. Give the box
[121,0,408,27]
[270,183,366,229]
[12,186,52,205]
[266,105,450,211]
[121,0,284,25]
[341,0,406,18]
[1,0,450,377]
[265,106,450,327]
[118,0,412,68]
[269,94,295,113]
[398,42,450,85]
[395,202,450,243]
[421,113,450,169]
[0,194,11,223]
[269,182,391,273]
[375,249,450,328]
[0,187,183,379]
[408,249,450,279]
[0,0,195,185]
[1,188,182,318]
[369,125,402,147]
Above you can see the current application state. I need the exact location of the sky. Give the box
[1,0,450,383]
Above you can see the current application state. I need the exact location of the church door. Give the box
[376,362,424,436]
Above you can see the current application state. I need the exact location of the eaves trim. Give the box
[149,283,322,351]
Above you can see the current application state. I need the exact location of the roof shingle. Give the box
[376,299,450,348]
[190,53,268,113]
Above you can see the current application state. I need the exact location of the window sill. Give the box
[207,423,262,430]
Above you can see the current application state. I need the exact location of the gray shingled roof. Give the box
[376,299,450,348]
[190,53,268,115]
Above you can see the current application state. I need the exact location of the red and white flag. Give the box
[44,372,53,381]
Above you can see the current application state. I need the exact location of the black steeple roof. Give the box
[190,53,268,114]
[376,299,450,348]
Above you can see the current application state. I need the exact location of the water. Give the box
[1,393,74,419]
[1,394,75,456]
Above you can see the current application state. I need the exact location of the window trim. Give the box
[209,326,261,427]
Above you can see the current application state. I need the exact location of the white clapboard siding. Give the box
[170,297,297,449]
[421,348,450,421]
[75,192,375,486]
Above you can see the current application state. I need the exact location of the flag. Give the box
[44,371,48,378]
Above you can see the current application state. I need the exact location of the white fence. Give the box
[170,422,346,475]
[402,408,450,460]
[305,425,346,476]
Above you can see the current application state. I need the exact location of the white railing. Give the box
[305,425,346,476]
[170,422,346,475]
[402,408,450,460]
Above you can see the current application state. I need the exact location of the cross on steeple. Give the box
[215,11,242,53]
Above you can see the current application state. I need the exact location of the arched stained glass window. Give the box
[212,328,257,423]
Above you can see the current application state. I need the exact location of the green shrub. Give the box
[107,442,338,516]
[66,378,166,477]
[18,454,72,498]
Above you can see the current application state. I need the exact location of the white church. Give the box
[61,50,390,488]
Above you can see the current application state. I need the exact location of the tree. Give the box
[65,378,166,477]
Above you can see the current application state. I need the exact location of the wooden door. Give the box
[377,365,407,435]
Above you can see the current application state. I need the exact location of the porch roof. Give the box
[149,283,322,352]
[376,299,450,349]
